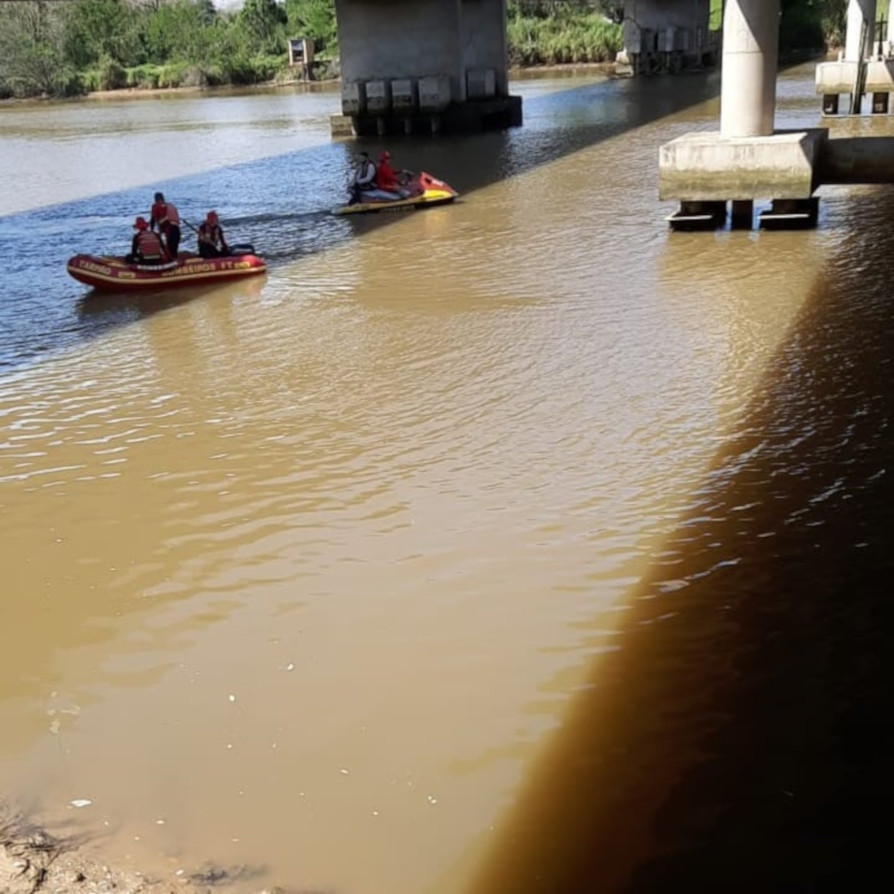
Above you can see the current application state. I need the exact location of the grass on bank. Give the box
[507,13,622,65]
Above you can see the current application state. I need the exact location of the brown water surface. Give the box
[2,67,893,893]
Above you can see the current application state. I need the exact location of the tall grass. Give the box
[507,13,622,66]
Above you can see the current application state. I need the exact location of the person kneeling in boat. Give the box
[350,151,377,203]
[197,210,230,259]
[126,216,166,265]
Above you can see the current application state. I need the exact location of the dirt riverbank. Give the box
[0,810,294,894]
[1,63,624,107]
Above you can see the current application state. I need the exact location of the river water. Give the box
[2,66,894,893]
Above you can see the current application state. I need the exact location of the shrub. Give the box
[97,55,127,90]
[126,64,160,88]
[508,13,621,65]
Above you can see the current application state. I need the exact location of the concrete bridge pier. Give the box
[816,0,882,116]
[659,0,826,231]
[331,0,522,137]
[618,0,716,76]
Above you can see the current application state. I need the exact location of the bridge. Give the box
[332,0,894,231]
[331,0,715,135]
[660,0,894,229]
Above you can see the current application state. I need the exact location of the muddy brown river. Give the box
[3,66,894,893]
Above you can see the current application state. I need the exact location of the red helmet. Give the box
[133,216,148,230]
[206,211,218,225]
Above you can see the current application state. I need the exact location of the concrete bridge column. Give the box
[659,0,827,231]
[331,0,521,137]
[618,0,713,75]
[719,0,779,138]
[845,0,877,61]
[818,0,879,115]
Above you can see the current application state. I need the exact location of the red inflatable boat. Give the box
[67,250,266,292]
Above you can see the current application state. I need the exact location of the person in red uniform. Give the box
[197,211,230,259]
[149,191,181,259]
[126,217,165,265]
[375,151,400,193]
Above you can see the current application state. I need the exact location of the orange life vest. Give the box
[199,222,225,249]
[151,201,180,229]
[136,229,163,261]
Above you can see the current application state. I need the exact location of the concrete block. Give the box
[658,129,829,201]
[815,61,859,95]
[419,75,452,111]
[819,135,894,184]
[391,78,418,112]
[329,115,355,138]
[341,80,366,116]
[623,23,642,55]
[759,198,819,230]
[658,27,675,54]
[467,68,496,100]
[865,60,894,92]
[365,79,392,114]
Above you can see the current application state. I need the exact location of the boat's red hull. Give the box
[67,252,266,292]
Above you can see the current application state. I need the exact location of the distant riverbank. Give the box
[1,64,626,108]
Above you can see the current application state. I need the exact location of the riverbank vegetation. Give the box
[0,0,866,101]
[506,2,622,66]
[0,0,339,98]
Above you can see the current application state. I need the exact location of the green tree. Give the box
[239,0,288,55]
[284,0,337,55]
[0,1,78,96]
[61,0,146,68]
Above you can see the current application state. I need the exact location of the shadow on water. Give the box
[461,190,894,893]
[74,273,267,324]
[0,72,722,371]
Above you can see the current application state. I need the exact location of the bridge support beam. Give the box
[331,0,521,137]
[659,0,827,231]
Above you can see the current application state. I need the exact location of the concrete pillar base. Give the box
[730,199,754,229]
[659,130,828,202]
[335,96,523,138]
[822,94,841,115]
[816,59,894,115]
[758,198,820,229]
[817,135,894,183]
[666,201,727,231]
[667,197,819,232]
[330,115,356,138]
